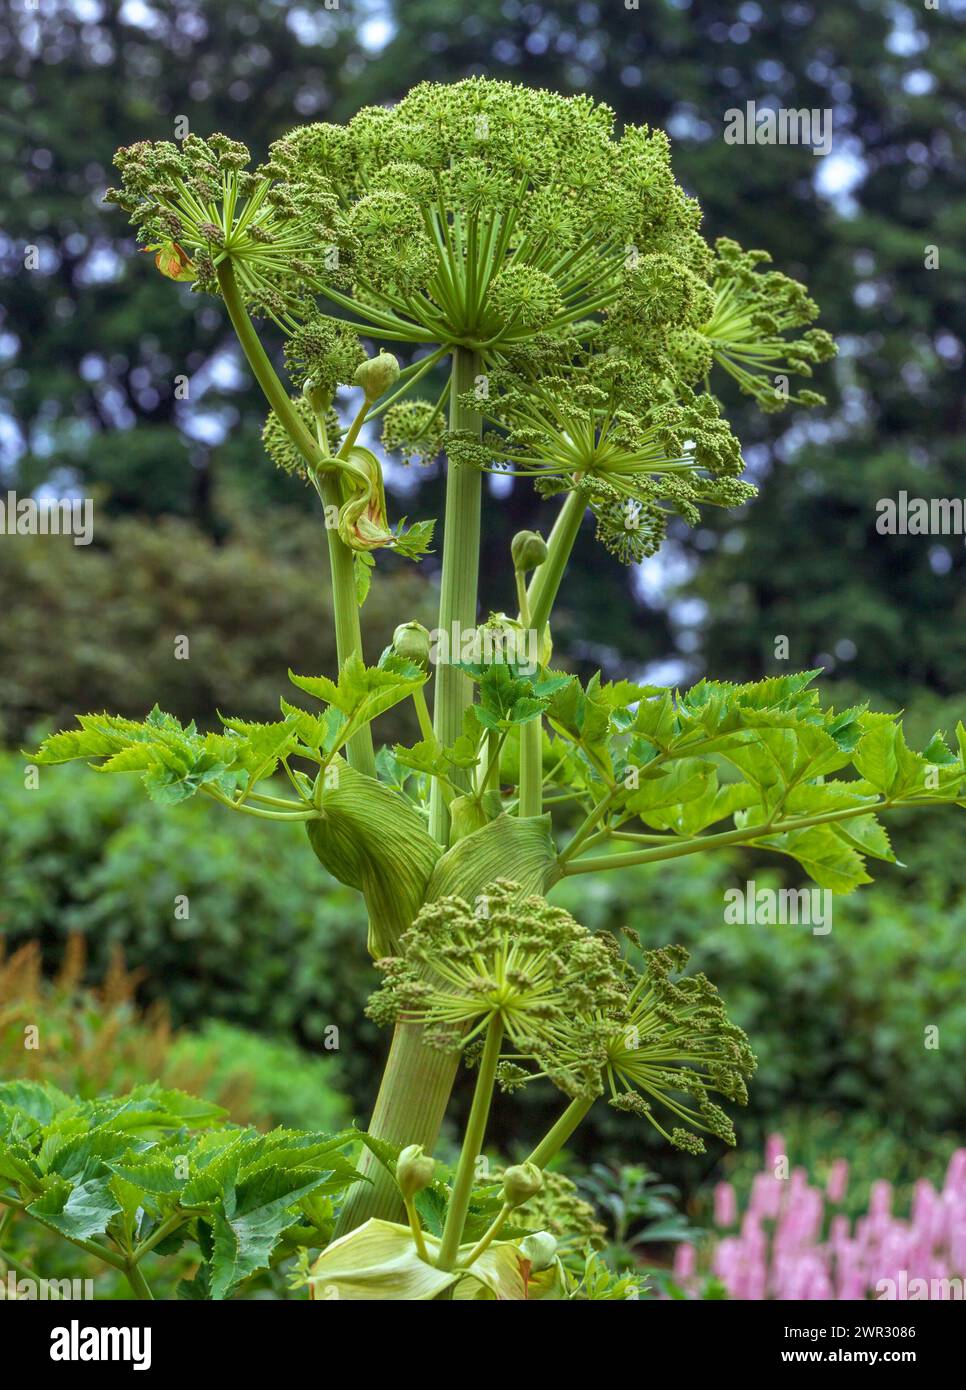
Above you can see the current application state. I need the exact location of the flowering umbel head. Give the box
[117,78,706,355]
[366,879,627,1064]
[470,348,756,565]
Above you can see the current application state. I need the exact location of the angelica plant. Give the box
[16,80,966,1300]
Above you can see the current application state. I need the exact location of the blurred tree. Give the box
[0,0,375,526]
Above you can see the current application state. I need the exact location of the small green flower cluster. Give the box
[367,882,755,1154]
[511,1170,607,1251]
[699,237,837,411]
[106,133,339,323]
[381,399,447,466]
[599,940,757,1152]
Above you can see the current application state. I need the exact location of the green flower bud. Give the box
[502,1162,544,1209]
[519,1231,558,1272]
[302,376,331,415]
[511,529,548,573]
[354,351,400,400]
[396,1144,435,1201]
[392,621,431,668]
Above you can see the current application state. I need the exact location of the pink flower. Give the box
[673,1242,696,1280]
[714,1181,737,1228]
[826,1158,849,1203]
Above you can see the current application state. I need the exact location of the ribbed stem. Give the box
[334,1022,461,1233]
[516,567,542,817]
[318,471,376,776]
[335,352,484,1236]
[217,258,375,776]
[429,348,483,843]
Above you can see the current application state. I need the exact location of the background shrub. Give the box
[0,936,348,1132]
[0,511,434,746]
[0,753,380,1115]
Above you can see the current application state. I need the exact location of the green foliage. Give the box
[30,654,430,815]
[550,670,965,897]
[577,1163,698,1269]
[0,1081,365,1299]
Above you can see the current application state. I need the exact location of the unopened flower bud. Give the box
[511,529,548,573]
[302,376,331,415]
[519,1231,557,1271]
[502,1162,543,1208]
[392,621,431,668]
[396,1144,435,1201]
[354,351,400,400]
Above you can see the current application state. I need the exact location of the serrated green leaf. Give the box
[27,1177,122,1242]
[210,1165,337,1300]
[755,824,872,894]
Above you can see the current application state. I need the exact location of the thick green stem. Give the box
[338,353,484,1234]
[429,348,483,843]
[518,719,543,818]
[436,1016,504,1271]
[516,567,542,817]
[334,1022,460,1234]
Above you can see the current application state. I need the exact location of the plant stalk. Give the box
[526,487,586,633]
[338,352,485,1233]
[436,1016,504,1270]
[317,470,376,776]
[429,347,483,843]
[526,1095,595,1169]
[217,257,375,775]
[516,566,542,817]
[334,1021,460,1234]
